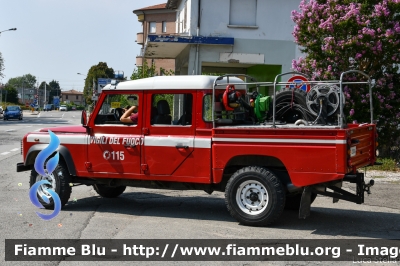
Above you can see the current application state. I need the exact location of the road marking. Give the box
[10,148,19,152]
[0,152,10,155]
[5,129,16,132]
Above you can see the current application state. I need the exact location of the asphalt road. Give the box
[1,110,400,266]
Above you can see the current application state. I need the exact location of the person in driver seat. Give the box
[120,105,139,124]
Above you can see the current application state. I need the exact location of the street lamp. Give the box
[0,28,17,35]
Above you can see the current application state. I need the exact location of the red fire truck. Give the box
[17,70,378,226]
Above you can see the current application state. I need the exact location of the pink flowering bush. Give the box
[292,0,400,157]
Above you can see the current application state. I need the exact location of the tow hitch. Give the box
[299,172,374,219]
[364,179,374,195]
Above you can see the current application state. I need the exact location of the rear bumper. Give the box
[16,162,31,172]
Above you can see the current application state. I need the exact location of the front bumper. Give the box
[16,162,31,172]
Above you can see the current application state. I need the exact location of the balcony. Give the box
[144,35,234,58]
[136,32,144,45]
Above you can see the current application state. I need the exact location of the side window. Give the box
[94,94,139,125]
[149,22,156,33]
[203,94,212,122]
[229,0,257,26]
[151,93,192,126]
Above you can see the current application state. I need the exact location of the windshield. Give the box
[7,106,19,111]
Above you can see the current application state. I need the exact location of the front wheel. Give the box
[225,166,285,226]
[29,161,72,209]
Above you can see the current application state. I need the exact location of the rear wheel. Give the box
[225,166,285,226]
[274,88,314,123]
[93,184,126,198]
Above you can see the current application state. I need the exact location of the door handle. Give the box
[124,144,136,149]
[175,145,189,149]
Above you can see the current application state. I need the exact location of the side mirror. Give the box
[81,110,87,126]
[127,95,138,101]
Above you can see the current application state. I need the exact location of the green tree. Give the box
[48,80,61,99]
[292,0,400,157]
[7,74,37,89]
[2,84,18,104]
[83,62,114,104]
[131,60,174,80]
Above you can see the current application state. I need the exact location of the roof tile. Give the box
[134,3,166,11]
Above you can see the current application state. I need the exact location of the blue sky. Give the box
[0,0,165,91]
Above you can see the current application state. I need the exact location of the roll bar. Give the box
[212,70,373,129]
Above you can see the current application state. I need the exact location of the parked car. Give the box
[0,106,3,114]
[59,105,67,111]
[4,105,23,120]
[44,104,54,111]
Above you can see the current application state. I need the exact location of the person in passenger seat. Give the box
[120,105,139,124]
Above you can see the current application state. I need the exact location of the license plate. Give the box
[350,146,356,157]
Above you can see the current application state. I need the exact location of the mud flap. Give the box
[299,186,312,219]
[332,182,342,203]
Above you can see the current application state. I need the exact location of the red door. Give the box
[143,91,195,177]
[87,91,143,177]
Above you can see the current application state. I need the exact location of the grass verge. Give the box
[368,158,399,171]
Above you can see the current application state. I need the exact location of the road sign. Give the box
[92,96,99,101]
[97,78,112,94]
[286,75,311,92]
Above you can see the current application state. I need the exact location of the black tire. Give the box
[225,166,285,226]
[29,161,72,209]
[285,192,317,210]
[93,184,126,198]
[274,88,314,123]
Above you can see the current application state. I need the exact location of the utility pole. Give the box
[0,83,2,106]
[44,83,46,107]
[22,80,24,105]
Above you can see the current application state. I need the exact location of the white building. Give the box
[142,0,301,94]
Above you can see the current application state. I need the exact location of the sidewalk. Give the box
[365,169,400,183]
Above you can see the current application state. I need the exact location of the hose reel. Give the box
[306,84,341,124]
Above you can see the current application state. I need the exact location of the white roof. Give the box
[102,75,246,91]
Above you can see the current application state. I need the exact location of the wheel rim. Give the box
[236,180,269,215]
[35,171,58,201]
